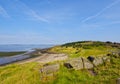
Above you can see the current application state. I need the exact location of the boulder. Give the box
[82,58,93,69]
[40,64,60,74]
[64,57,83,70]
[93,57,103,66]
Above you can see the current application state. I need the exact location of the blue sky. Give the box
[0,0,120,44]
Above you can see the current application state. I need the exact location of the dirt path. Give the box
[15,53,68,64]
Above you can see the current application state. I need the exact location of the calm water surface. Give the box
[0,44,54,52]
[0,44,55,65]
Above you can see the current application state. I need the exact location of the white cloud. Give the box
[27,10,49,23]
[15,0,75,23]
[81,0,120,23]
[16,0,49,23]
[0,5,10,18]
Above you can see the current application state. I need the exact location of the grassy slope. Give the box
[49,41,120,58]
[0,41,120,84]
[0,63,42,84]
[0,57,120,84]
[0,51,26,57]
[50,58,120,84]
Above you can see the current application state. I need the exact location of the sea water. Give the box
[0,44,54,65]
[0,44,54,52]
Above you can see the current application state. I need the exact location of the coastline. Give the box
[0,45,54,66]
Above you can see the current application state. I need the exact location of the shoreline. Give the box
[0,44,54,52]
[0,50,36,66]
[0,48,52,66]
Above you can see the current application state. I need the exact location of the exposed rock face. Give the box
[82,58,93,69]
[40,56,110,75]
[64,56,110,70]
[64,57,83,70]
[93,57,103,66]
[40,64,60,74]
[64,57,95,70]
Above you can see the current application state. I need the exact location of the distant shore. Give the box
[0,51,26,57]
[0,44,54,52]
[0,50,35,65]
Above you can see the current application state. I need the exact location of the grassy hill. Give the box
[49,41,120,58]
[0,41,120,84]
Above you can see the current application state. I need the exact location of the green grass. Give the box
[0,57,120,84]
[49,46,118,58]
[48,41,119,58]
[0,63,42,84]
[93,57,120,84]
[0,51,26,57]
[49,66,94,84]
[0,41,120,84]
[48,57,120,84]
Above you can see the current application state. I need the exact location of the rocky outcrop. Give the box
[40,64,60,74]
[93,57,103,66]
[64,57,83,70]
[64,57,94,70]
[82,58,94,69]
[40,56,110,75]
[64,56,110,70]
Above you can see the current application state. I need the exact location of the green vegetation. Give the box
[0,63,42,84]
[0,41,120,84]
[50,58,120,84]
[49,41,120,58]
[0,56,120,84]
[0,51,26,57]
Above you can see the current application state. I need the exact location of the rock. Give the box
[87,56,95,62]
[82,58,93,69]
[93,57,103,66]
[40,64,60,74]
[64,57,83,70]
[116,78,120,84]
[102,56,110,63]
[64,63,73,69]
